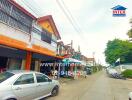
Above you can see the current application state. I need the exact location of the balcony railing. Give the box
[0,0,57,52]
[0,22,57,52]
[33,38,56,52]
[32,27,57,52]
[32,27,57,44]
[0,0,33,33]
[0,22,30,44]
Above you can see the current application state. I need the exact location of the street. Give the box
[0,0,132,100]
[47,71,132,100]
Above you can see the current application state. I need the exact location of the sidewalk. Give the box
[59,75,88,84]
[59,77,74,84]
[49,75,88,84]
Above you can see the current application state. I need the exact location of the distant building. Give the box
[86,58,95,66]
[57,41,66,56]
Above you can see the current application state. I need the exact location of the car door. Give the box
[12,73,37,100]
[35,73,53,98]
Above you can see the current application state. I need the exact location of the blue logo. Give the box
[111,5,127,17]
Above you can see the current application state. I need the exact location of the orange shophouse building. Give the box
[0,0,62,72]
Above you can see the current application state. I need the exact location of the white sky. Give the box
[15,0,132,65]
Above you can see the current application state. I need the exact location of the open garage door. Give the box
[0,45,26,70]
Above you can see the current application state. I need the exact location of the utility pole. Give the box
[92,52,95,66]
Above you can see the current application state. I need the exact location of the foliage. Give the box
[97,65,103,71]
[91,65,102,73]
[127,18,132,38]
[105,39,132,64]
[130,18,132,24]
[92,66,98,73]
[127,29,132,38]
[121,69,132,78]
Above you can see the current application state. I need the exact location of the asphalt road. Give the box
[47,71,132,100]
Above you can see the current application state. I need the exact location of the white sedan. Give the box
[129,92,132,100]
[107,68,118,74]
[0,70,60,100]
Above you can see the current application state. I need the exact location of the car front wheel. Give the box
[51,86,59,97]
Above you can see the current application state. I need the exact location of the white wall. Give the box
[0,22,57,53]
[0,22,30,44]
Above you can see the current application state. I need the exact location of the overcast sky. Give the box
[15,0,132,65]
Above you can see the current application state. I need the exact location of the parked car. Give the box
[106,68,126,79]
[84,66,92,75]
[129,92,132,100]
[0,70,60,100]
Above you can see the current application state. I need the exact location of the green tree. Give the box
[130,18,132,24]
[127,29,132,38]
[127,18,132,38]
[105,39,132,64]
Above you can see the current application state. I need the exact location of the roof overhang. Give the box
[37,15,61,39]
[0,34,63,60]
[8,0,36,19]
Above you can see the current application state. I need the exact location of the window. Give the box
[41,30,52,44]
[0,0,12,14]
[0,72,14,83]
[0,0,33,33]
[32,27,41,40]
[14,74,34,85]
[36,74,49,83]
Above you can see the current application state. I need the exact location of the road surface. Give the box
[47,71,132,100]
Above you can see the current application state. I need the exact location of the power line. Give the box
[20,0,89,54]
[21,0,41,17]
[32,0,44,16]
[22,0,84,35]
[56,0,83,34]
[56,0,91,56]
[61,0,83,33]
[56,0,89,48]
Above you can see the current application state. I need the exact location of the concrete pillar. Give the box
[35,60,39,71]
[38,60,41,72]
[21,59,26,70]
[25,51,32,70]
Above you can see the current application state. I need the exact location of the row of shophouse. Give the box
[0,0,95,76]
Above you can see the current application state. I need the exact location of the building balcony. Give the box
[0,0,57,56]
[33,38,56,53]
[0,21,57,54]
[0,21,30,44]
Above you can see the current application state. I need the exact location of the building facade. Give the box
[57,41,66,56]
[86,58,95,66]
[0,0,62,72]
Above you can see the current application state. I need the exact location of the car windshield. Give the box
[0,72,14,83]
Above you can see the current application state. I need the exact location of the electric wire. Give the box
[61,0,83,33]
[56,0,82,34]
[20,0,41,17]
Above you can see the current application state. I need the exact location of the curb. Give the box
[126,78,132,81]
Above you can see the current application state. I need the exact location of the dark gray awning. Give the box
[0,45,26,59]
[32,53,61,61]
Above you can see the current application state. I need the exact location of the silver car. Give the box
[0,70,60,100]
[129,92,132,100]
